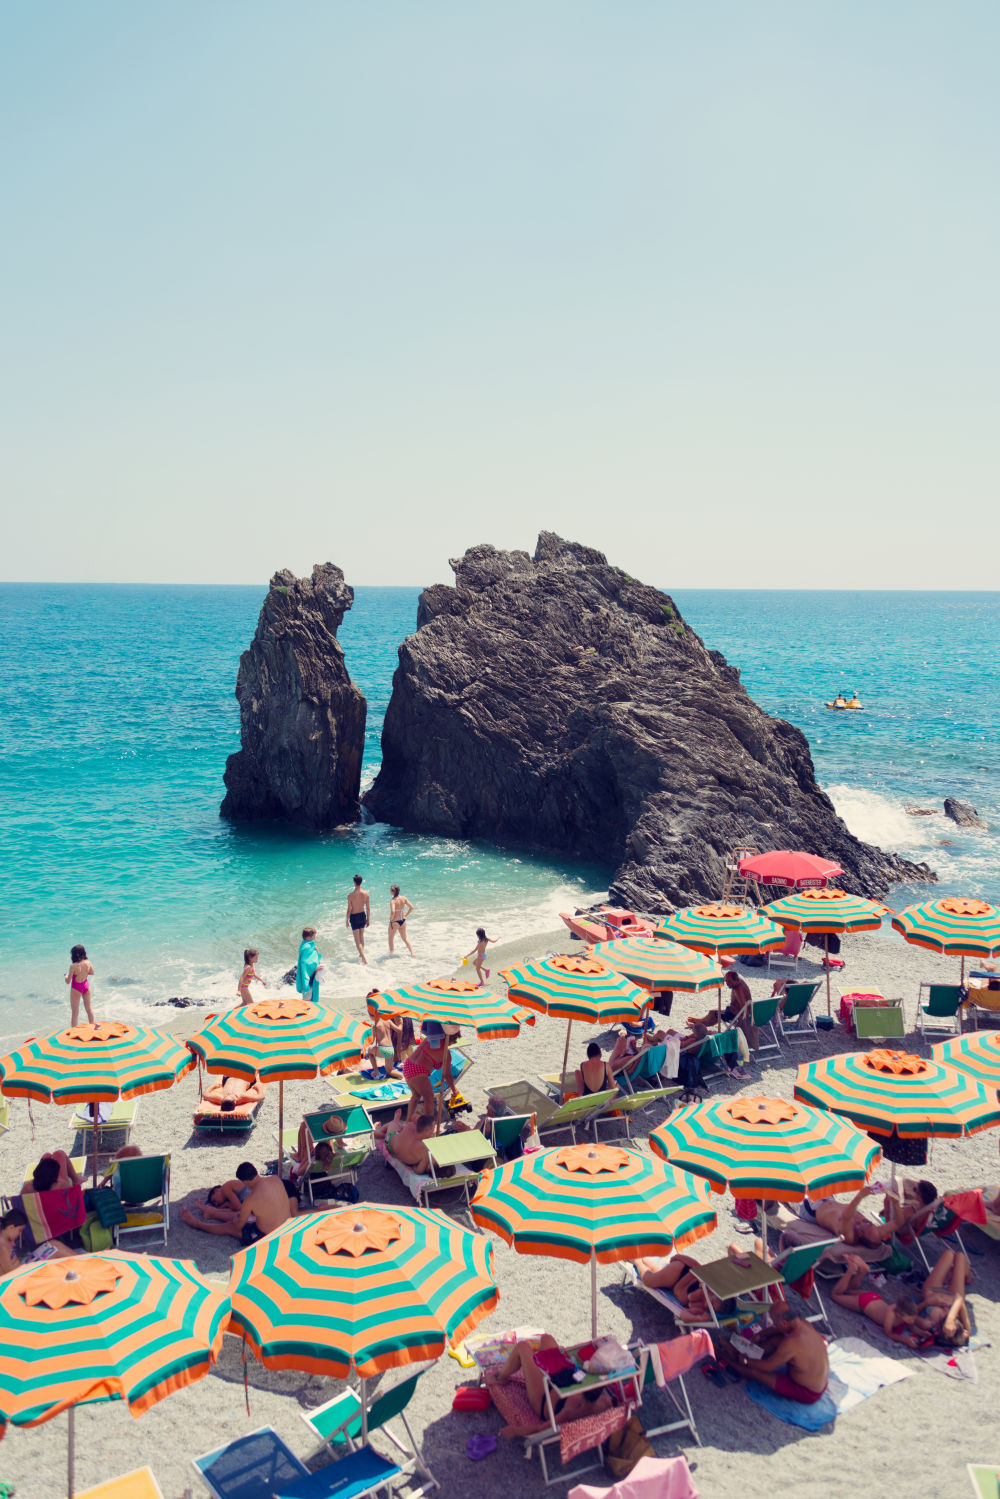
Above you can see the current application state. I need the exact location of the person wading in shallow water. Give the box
[346,875,371,964]
[388,884,415,956]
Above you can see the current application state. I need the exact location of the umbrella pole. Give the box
[67,1405,75,1499]
[825,936,832,1018]
[361,1375,368,1444]
[278,1081,284,1178]
[560,1021,573,1101]
[92,1100,101,1189]
[590,1252,598,1342]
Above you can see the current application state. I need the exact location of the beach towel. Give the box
[746,1337,910,1429]
[295,940,321,997]
[569,1454,698,1499]
[649,1330,713,1383]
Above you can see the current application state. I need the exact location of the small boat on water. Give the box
[559,907,656,943]
[825,695,864,711]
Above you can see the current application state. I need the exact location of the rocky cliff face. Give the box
[221,564,366,828]
[364,534,934,908]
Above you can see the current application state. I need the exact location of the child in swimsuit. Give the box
[464,928,496,987]
[237,948,266,1006]
[65,944,95,1025]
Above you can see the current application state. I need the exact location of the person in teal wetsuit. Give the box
[296,926,323,1002]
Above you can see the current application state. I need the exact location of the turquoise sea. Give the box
[1,584,997,1036]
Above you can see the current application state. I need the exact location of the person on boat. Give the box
[846,691,862,708]
[832,693,847,708]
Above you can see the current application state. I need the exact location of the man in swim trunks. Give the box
[716,1301,830,1402]
[181,1162,293,1244]
[346,874,371,964]
[375,1110,437,1174]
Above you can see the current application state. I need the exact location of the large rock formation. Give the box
[221,564,366,828]
[364,534,934,908]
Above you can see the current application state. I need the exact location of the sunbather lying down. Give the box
[831,1255,926,1348]
[634,1243,758,1322]
[485,1334,613,1432]
[200,1073,266,1113]
[914,1247,973,1347]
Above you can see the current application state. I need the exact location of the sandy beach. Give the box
[2,925,997,1499]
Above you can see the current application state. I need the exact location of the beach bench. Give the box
[193,1425,402,1499]
[775,981,821,1043]
[917,983,964,1042]
[69,1098,139,1150]
[112,1153,170,1248]
[301,1362,436,1494]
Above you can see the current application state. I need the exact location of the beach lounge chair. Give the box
[193,1424,401,1499]
[484,1363,632,1487]
[622,1260,759,1332]
[75,1468,165,1499]
[375,1135,479,1207]
[894,1198,969,1271]
[488,1079,559,1127]
[590,1087,678,1143]
[775,982,820,1043]
[750,997,782,1057]
[111,1154,169,1247]
[853,1001,906,1042]
[623,1044,671,1091]
[917,983,964,1043]
[0,1098,9,1138]
[430,1047,472,1098]
[301,1363,436,1494]
[536,1090,617,1145]
[193,1084,267,1134]
[327,1073,411,1122]
[69,1098,139,1150]
[769,1237,841,1327]
[276,1104,375,1161]
[694,1029,740,1085]
[629,1332,712,1446]
[537,1069,578,1100]
[482,1110,534,1160]
[1,1184,87,1250]
[768,929,803,975]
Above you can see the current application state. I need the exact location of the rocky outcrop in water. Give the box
[944,797,985,829]
[221,564,366,828]
[364,534,934,908]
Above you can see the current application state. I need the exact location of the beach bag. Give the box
[605,1413,653,1479]
[79,1212,113,1252]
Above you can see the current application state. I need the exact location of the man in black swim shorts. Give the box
[346,874,371,965]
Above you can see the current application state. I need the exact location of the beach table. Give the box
[688,1251,783,1326]
[426,1128,496,1186]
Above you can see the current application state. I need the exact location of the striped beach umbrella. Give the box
[738,850,843,890]
[766,888,889,1016]
[931,1031,1000,1089]
[367,978,535,1040]
[186,997,371,1173]
[500,953,648,1085]
[649,1095,880,1202]
[471,1143,716,1337]
[0,1021,196,1186]
[0,1252,226,1498]
[591,936,725,994]
[227,1204,497,1435]
[891,897,1000,984]
[794,1049,1000,1139]
[653,903,786,957]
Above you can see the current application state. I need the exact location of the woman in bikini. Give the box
[575,1042,618,1101]
[65,944,95,1025]
[237,948,266,1006]
[388,886,415,956]
[401,1020,457,1121]
[487,1334,613,1428]
[914,1247,973,1347]
[831,1255,924,1346]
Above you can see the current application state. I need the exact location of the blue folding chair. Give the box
[193,1426,401,1499]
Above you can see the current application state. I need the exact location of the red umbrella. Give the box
[738,851,843,890]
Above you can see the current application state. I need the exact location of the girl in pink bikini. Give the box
[401,1020,458,1121]
[65,944,95,1025]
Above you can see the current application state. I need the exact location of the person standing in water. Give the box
[237,948,266,1007]
[464,928,496,987]
[388,885,415,957]
[296,927,323,1001]
[65,944,95,1025]
[346,875,371,964]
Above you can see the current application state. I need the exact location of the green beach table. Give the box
[967,1465,1000,1498]
[690,1250,784,1325]
[426,1128,496,1177]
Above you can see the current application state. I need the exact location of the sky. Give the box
[3,2,998,589]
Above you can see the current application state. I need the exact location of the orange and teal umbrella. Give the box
[591,936,725,994]
[649,1095,880,1202]
[227,1204,497,1436]
[653,903,785,956]
[471,1142,716,1337]
[501,953,648,1084]
[765,888,889,1016]
[794,1049,1000,1139]
[0,1252,226,1497]
[931,1031,1000,1088]
[0,1021,196,1185]
[186,996,371,1173]
[891,897,1000,983]
[367,977,535,1040]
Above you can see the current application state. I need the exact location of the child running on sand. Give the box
[237,948,266,1006]
[65,944,95,1025]
[464,928,496,987]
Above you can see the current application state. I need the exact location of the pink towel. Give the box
[487,1374,628,1466]
[568,1453,699,1499]
[651,1329,712,1384]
